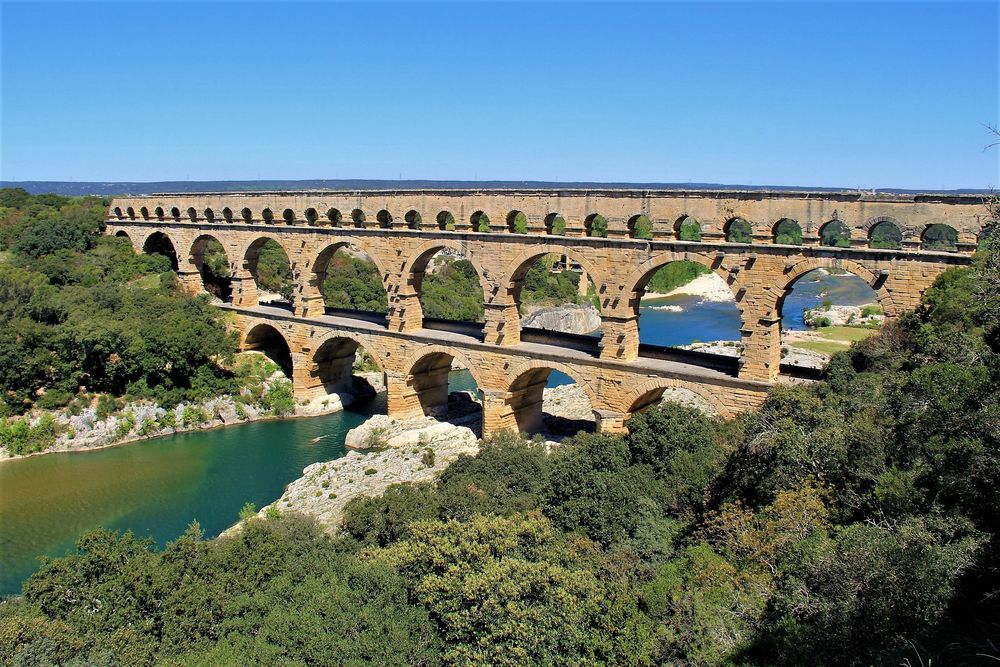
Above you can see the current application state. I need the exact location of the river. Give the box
[0,271,877,595]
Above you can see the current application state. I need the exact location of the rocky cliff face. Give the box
[520,302,600,335]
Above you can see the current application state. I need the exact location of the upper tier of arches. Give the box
[109,201,979,253]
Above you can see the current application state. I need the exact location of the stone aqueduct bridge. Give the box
[105,188,982,434]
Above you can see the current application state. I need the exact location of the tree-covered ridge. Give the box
[3,207,997,665]
[0,189,240,418]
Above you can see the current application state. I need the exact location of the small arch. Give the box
[114,230,131,240]
[675,215,702,241]
[187,207,198,222]
[326,208,343,226]
[125,207,135,219]
[170,207,181,220]
[376,209,393,228]
[869,219,903,249]
[139,206,150,220]
[628,214,653,240]
[204,208,215,223]
[437,210,456,231]
[405,210,422,229]
[585,213,608,238]
[773,218,803,245]
[242,323,293,379]
[921,223,958,252]
[471,210,490,233]
[544,213,567,236]
[820,219,851,247]
[304,208,318,225]
[241,208,253,223]
[154,206,165,220]
[508,210,529,234]
[142,231,180,271]
[222,207,233,223]
[113,206,124,219]
[262,208,274,224]
[724,217,753,244]
[282,208,296,224]
[351,209,366,228]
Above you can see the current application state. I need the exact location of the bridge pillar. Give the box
[481,388,517,436]
[594,409,628,434]
[291,352,321,402]
[231,273,259,308]
[295,294,326,318]
[738,315,782,383]
[483,302,521,346]
[177,269,203,296]
[599,315,640,361]
[385,372,424,419]
[387,291,423,332]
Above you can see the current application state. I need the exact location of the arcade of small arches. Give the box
[109,202,982,253]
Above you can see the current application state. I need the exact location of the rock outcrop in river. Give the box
[520,302,601,335]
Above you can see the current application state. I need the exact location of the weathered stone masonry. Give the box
[106,188,980,434]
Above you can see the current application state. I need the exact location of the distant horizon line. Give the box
[1,178,992,198]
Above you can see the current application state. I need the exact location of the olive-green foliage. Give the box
[774,219,803,245]
[421,257,485,321]
[726,218,753,243]
[10,515,440,666]
[0,190,239,420]
[253,239,293,300]
[519,254,591,308]
[0,413,59,456]
[196,237,231,299]
[922,223,958,251]
[870,221,903,249]
[588,214,608,238]
[631,214,653,239]
[678,217,701,241]
[321,251,388,312]
[645,260,710,294]
[821,220,852,247]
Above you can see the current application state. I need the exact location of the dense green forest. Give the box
[2,194,997,665]
[0,190,239,420]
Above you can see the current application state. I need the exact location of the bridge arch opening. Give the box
[142,232,180,271]
[773,218,803,245]
[405,351,483,430]
[190,235,232,302]
[304,208,318,225]
[139,206,149,220]
[437,210,456,231]
[777,264,886,370]
[187,207,198,222]
[351,209,366,228]
[244,237,294,309]
[676,215,701,241]
[154,206,165,220]
[869,219,903,249]
[113,206,124,219]
[262,208,274,224]
[584,213,608,238]
[204,208,215,223]
[471,210,490,233]
[240,207,253,223]
[630,257,740,355]
[544,213,567,236]
[724,217,753,244]
[507,210,528,234]
[410,245,487,333]
[313,243,388,315]
[282,208,296,224]
[326,208,343,226]
[503,365,596,437]
[921,223,958,252]
[114,230,131,241]
[820,219,851,247]
[628,214,653,240]
[222,207,233,222]
[508,251,602,343]
[405,210,422,229]
[170,207,181,220]
[626,383,723,420]
[376,209,393,228]
[307,336,384,409]
[242,323,293,379]
[125,207,135,219]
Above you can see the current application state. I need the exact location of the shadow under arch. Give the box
[403,346,485,430]
[312,241,389,317]
[142,231,180,271]
[503,360,598,436]
[189,234,233,301]
[399,240,490,334]
[242,323,293,379]
[308,334,386,407]
[623,378,731,421]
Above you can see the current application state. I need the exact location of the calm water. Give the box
[0,272,874,595]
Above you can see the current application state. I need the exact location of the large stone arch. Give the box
[241,322,294,378]
[621,377,732,420]
[304,332,387,400]
[141,230,181,271]
[622,250,735,314]
[188,233,234,300]
[400,344,485,391]
[308,239,392,315]
[240,235,296,307]
[501,359,599,435]
[396,239,492,326]
[499,245,605,320]
[397,345,485,420]
[774,257,896,318]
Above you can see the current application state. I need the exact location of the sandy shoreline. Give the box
[642,272,733,303]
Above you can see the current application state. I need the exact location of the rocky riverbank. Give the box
[521,302,601,335]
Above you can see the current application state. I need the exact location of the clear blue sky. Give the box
[2,1,997,189]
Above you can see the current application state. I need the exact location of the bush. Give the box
[0,414,59,456]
